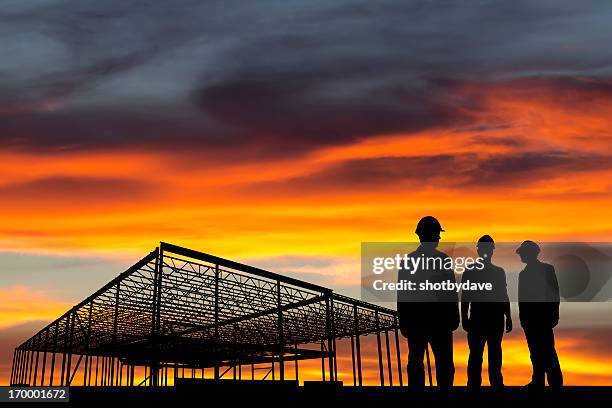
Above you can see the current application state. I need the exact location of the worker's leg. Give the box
[407,333,427,388]
[467,331,486,388]
[429,331,455,388]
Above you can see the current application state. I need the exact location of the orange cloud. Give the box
[1,79,611,258]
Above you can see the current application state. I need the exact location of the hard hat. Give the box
[415,216,444,236]
[516,240,540,255]
[478,234,495,248]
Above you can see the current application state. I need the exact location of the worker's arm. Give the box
[547,264,561,327]
[500,267,512,333]
[460,269,470,332]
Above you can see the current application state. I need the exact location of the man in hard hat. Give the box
[517,240,563,389]
[397,216,459,388]
[461,235,512,389]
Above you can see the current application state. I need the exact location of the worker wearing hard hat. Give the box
[517,240,563,389]
[461,235,512,389]
[397,216,459,388]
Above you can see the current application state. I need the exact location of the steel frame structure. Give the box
[10,242,403,387]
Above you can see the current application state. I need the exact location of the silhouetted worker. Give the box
[461,235,512,389]
[517,240,563,389]
[398,216,459,388]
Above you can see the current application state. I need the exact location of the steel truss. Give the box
[11,243,403,387]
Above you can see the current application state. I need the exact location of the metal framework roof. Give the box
[12,243,401,387]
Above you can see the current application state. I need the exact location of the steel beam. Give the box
[375,310,384,386]
[394,316,403,387]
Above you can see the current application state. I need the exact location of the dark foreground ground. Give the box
[31,382,612,405]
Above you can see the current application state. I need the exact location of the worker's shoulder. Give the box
[534,261,556,274]
[406,249,447,257]
[406,249,420,257]
[540,261,555,270]
[432,248,450,258]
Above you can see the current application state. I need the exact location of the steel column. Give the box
[19,350,26,385]
[150,248,162,387]
[375,310,384,386]
[95,356,99,386]
[353,305,363,386]
[385,330,393,386]
[11,350,17,385]
[294,344,299,383]
[9,350,16,385]
[50,321,58,386]
[33,350,40,386]
[277,280,285,381]
[28,348,34,385]
[65,311,75,385]
[394,317,403,387]
[20,350,26,385]
[41,329,49,386]
[325,296,334,382]
[15,350,22,385]
[13,350,20,385]
[320,340,325,381]
[350,335,356,386]
[214,263,220,380]
[19,350,25,384]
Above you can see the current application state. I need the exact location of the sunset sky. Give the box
[1,0,612,386]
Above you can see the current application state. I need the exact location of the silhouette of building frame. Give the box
[10,242,403,387]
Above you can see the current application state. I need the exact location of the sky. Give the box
[1,0,612,385]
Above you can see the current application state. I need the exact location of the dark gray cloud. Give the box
[0,251,126,300]
[241,150,612,194]
[2,1,612,156]
[472,151,612,185]
[0,176,154,205]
